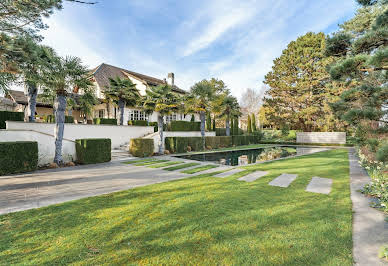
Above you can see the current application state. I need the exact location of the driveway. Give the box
[0,160,191,215]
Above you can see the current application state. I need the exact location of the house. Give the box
[90,63,196,125]
[5,63,198,124]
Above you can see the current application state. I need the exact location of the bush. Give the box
[0,111,24,129]
[0,141,38,175]
[165,136,234,153]
[44,115,74,123]
[75,138,111,164]
[130,138,154,157]
[216,127,244,136]
[232,135,261,146]
[93,118,117,125]
[128,120,159,132]
[167,121,201,131]
[376,143,388,163]
[65,116,74,123]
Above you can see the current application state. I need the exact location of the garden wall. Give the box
[6,121,154,148]
[296,132,346,144]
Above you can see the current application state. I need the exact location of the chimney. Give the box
[167,72,175,86]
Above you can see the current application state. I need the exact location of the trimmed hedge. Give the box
[0,111,24,129]
[205,136,232,149]
[75,138,111,164]
[0,141,38,175]
[258,141,353,147]
[93,118,117,125]
[128,120,159,132]
[130,138,154,157]
[44,115,74,123]
[232,135,261,146]
[167,121,201,132]
[215,127,244,136]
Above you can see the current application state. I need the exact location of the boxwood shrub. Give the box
[75,138,111,164]
[130,138,154,157]
[0,141,38,175]
[167,121,201,132]
[0,111,24,129]
[165,136,235,153]
[93,118,117,125]
[128,120,159,132]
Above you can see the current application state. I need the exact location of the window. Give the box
[166,114,177,123]
[98,109,104,118]
[128,109,148,121]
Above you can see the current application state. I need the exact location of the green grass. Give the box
[164,162,200,171]
[147,161,184,168]
[0,149,352,265]
[133,160,169,166]
[122,159,154,164]
[181,164,219,174]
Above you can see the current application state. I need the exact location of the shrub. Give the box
[376,143,388,163]
[232,135,261,146]
[130,138,154,157]
[93,118,117,125]
[65,116,74,123]
[165,136,233,153]
[0,141,38,175]
[216,127,244,136]
[128,120,159,132]
[167,121,201,131]
[75,138,111,164]
[44,115,74,123]
[0,111,24,129]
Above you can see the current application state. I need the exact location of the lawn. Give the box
[181,164,219,174]
[0,149,352,265]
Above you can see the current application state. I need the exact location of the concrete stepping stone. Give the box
[269,173,298,188]
[213,168,246,178]
[194,166,231,175]
[238,171,268,182]
[305,177,332,194]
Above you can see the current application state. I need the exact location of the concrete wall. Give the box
[0,129,76,165]
[296,132,346,144]
[144,131,217,153]
[6,121,154,149]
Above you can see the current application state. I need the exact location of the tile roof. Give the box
[6,90,53,107]
[90,63,187,94]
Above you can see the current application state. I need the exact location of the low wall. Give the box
[0,129,76,165]
[296,132,346,144]
[144,131,217,153]
[6,121,154,149]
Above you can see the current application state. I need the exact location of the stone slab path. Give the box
[193,166,231,175]
[213,168,246,178]
[238,171,268,182]
[269,173,298,188]
[305,177,332,194]
[0,162,191,215]
[349,149,388,266]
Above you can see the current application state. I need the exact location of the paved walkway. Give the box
[349,149,388,265]
[0,161,191,215]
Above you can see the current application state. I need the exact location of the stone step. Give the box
[305,177,332,194]
[213,168,246,178]
[238,171,268,182]
[269,173,298,188]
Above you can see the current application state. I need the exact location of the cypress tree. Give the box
[251,114,257,132]
[247,115,252,134]
[234,118,239,135]
[231,118,234,135]
[206,112,212,131]
[212,116,216,131]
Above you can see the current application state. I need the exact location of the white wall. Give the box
[6,121,154,149]
[296,132,346,144]
[0,129,76,165]
[144,131,216,153]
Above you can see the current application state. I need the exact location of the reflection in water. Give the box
[175,146,330,166]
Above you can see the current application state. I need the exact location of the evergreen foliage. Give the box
[251,114,257,132]
[206,112,212,131]
[247,115,252,134]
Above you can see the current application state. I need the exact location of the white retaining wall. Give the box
[296,132,346,144]
[0,129,76,165]
[144,131,217,153]
[6,121,154,149]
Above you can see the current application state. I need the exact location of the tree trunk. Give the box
[54,94,67,165]
[118,98,125,125]
[158,114,164,154]
[200,111,206,149]
[226,114,230,136]
[27,82,37,122]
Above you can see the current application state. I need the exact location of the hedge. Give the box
[75,138,111,164]
[0,111,24,129]
[93,118,117,125]
[232,135,262,146]
[44,115,74,123]
[128,120,159,132]
[0,141,38,175]
[130,138,154,157]
[258,141,354,147]
[167,121,201,131]
[215,127,244,136]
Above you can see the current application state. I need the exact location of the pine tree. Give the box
[251,114,257,132]
[247,115,252,134]
[325,0,387,160]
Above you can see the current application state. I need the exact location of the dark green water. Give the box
[174,146,330,166]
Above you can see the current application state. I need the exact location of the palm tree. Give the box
[218,93,240,136]
[143,84,181,154]
[43,52,94,165]
[186,80,214,149]
[78,91,98,123]
[103,77,139,125]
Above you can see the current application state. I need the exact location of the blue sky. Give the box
[40,0,358,97]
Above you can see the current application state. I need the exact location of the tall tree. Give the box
[251,113,257,132]
[103,77,139,125]
[43,53,94,164]
[143,84,181,154]
[218,94,240,136]
[247,115,252,134]
[263,32,346,131]
[206,112,212,131]
[186,80,214,149]
[325,0,388,159]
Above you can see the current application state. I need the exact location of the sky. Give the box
[38,0,358,98]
